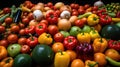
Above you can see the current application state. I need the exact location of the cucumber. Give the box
[106,56,120,67]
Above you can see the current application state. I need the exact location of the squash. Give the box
[101,24,120,40]
[13,54,32,67]
[31,45,54,66]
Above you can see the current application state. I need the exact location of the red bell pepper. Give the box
[26,34,38,48]
[76,42,94,61]
[108,40,120,51]
[25,26,35,34]
[99,15,112,25]
[97,9,107,16]
[35,23,47,36]
[46,11,58,24]
[63,36,78,50]
[116,11,120,18]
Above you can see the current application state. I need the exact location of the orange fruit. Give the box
[105,49,120,61]
[52,42,64,53]
[94,53,107,66]
[66,50,77,62]
[71,59,85,67]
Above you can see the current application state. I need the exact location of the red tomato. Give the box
[4,17,13,24]
[22,17,30,24]
[28,13,34,20]
[92,6,98,11]
[7,34,18,44]
[84,4,90,9]
[3,7,11,14]
[48,25,59,36]
[19,29,26,36]
[54,32,64,42]
[72,11,79,16]
[0,39,9,47]
[40,20,48,26]
[21,45,30,54]
[10,25,20,33]
[74,4,79,9]
[18,37,27,45]
[78,8,85,15]
[0,25,5,33]
[75,19,85,28]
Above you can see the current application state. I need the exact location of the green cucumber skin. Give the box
[106,56,120,67]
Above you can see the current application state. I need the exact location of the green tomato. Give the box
[69,26,81,36]
[60,31,70,37]
[7,44,21,57]
[82,25,91,33]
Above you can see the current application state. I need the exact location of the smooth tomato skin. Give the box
[0,39,9,47]
[4,17,13,24]
[18,37,27,45]
[20,45,30,54]
[10,25,20,33]
[75,19,85,28]
[19,29,26,36]
[48,25,59,36]
[40,20,49,26]
[54,32,64,42]
[7,34,18,44]
[0,25,5,33]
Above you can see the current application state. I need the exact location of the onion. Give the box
[29,19,38,26]
[94,0,104,7]
[31,4,44,12]
[60,5,71,12]
[54,2,64,9]
[69,16,78,25]
[60,10,71,19]
[33,10,43,21]
[58,19,71,31]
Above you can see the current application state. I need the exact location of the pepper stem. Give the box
[99,37,103,43]
[58,50,63,55]
[88,62,98,67]
[5,58,11,63]
[29,33,34,41]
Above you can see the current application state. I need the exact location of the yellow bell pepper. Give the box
[77,32,91,43]
[38,33,53,45]
[92,37,108,53]
[0,57,14,67]
[89,29,100,41]
[54,51,70,67]
[87,14,99,26]
[85,60,98,67]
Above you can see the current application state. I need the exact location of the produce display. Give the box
[0,0,120,67]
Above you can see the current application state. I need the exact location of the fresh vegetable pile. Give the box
[0,1,120,67]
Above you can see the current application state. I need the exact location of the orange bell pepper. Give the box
[77,32,91,43]
[92,38,108,53]
[0,57,13,67]
[0,46,7,60]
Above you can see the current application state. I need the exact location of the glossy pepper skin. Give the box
[25,26,35,34]
[63,36,78,50]
[46,11,58,24]
[85,60,98,67]
[108,40,120,51]
[0,46,7,60]
[89,29,100,41]
[35,23,47,36]
[99,15,112,25]
[77,32,91,43]
[87,14,99,26]
[76,42,94,61]
[38,33,53,45]
[26,34,38,48]
[92,38,108,53]
[54,51,70,67]
[0,57,14,67]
